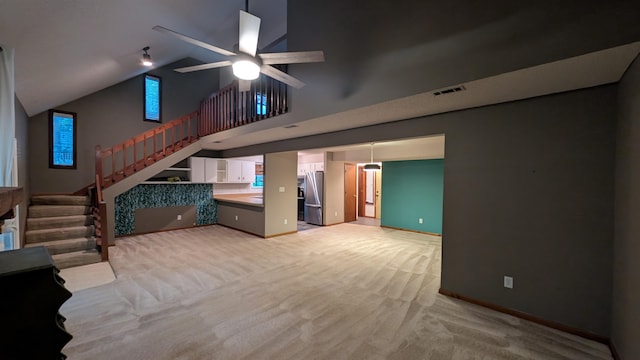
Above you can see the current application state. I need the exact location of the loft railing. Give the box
[199,77,288,135]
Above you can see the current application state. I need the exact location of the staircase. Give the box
[25,195,102,269]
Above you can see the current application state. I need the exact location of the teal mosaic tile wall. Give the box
[115,184,216,236]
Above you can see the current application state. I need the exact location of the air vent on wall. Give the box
[433,85,466,96]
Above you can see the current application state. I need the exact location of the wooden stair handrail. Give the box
[90,75,289,265]
[95,111,199,189]
[95,74,288,191]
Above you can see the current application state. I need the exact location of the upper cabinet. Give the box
[297,161,324,176]
[190,157,256,183]
[241,161,256,183]
[189,157,206,183]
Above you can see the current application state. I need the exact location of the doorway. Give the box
[358,166,378,218]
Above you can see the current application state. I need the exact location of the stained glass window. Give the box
[144,74,161,122]
[49,110,77,169]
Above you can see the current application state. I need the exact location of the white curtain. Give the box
[0,46,16,187]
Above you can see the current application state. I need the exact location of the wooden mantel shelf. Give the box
[0,187,24,221]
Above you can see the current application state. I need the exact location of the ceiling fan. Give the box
[153,4,324,92]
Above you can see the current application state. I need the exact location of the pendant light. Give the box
[363,143,381,171]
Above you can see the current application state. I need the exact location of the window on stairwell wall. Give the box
[144,74,161,122]
[48,109,77,169]
[256,92,267,116]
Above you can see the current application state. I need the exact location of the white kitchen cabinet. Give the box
[189,157,206,183]
[226,160,243,182]
[298,161,324,175]
[209,159,255,183]
[241,161,256,182]
[189,157,226,183]
[204,158,219,183]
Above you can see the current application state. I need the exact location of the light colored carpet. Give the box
[59,262,116,292]
[60,224,612,359]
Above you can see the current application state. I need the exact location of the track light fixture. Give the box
[141,46,153,67]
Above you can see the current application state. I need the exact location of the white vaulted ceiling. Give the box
[0,0,286,116]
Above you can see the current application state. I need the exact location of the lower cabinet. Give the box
[0,246,73,359]
[216,202,265,237]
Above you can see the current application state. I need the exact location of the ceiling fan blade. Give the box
[239,10,261,56]
[260,65,305,89]
[174,61,233,73]
[259,51,325,65]
[152,25,236,57]
[238,80,251,92]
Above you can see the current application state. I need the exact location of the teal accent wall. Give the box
[381,159,444,234]
[115,184,216,236]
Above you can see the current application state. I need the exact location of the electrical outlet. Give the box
[419,218,423,224]
[177,215,182,220]
[334,211,338,217]
[235,215,238,221]
[284,219,288,225]
[279,186,285,192]
[504,276,513,289]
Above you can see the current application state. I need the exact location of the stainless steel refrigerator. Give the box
[304,171,324,225]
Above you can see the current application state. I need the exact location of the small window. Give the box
[256,92,267,116]
[252,174,264,188]
[49,110,77,169]
[144,74,161,122]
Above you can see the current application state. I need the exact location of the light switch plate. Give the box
[279,186,285,192]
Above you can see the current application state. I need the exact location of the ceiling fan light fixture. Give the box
[141,46,153,67]
[232,59,260,80]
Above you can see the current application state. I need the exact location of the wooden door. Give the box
[344,163,357,222]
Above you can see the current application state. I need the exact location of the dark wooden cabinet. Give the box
[0,246,72,359]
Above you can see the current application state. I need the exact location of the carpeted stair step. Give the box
[31,195,91,206]
[29,205,91,218]
[24,237,96,255]
[26,214,93,230]
[25,225,94,244]
[52,249,102,269]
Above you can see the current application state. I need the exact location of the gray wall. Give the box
[441,87,614,337]
[284,0,640,125]
[224,85,616,337]
[612,57,640,359]
[28,58,219,194]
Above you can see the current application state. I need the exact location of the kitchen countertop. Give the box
[213,193,263,207]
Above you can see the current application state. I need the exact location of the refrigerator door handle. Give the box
[304,203,322,208]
